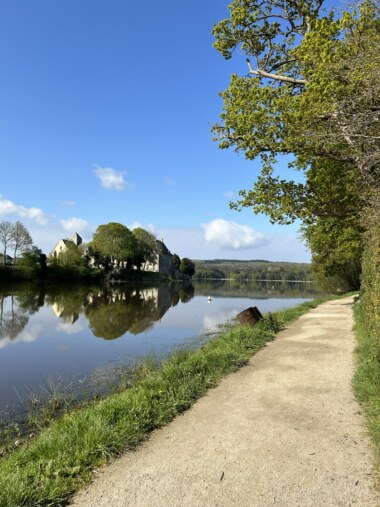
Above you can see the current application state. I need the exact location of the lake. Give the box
[0,280,320,410]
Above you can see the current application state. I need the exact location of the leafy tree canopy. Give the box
[213,0,380,188]
[172,253,181,270]
[90,223,138,267]
[132,228,157,268]
[133,228,157,250]
[180,258,195,277]
[19,246,46,277]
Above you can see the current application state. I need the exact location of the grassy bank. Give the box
[0,297,331,507]
[353,300,380,469]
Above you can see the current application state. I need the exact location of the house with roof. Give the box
[49,232,179,278]
[50,233,82,259]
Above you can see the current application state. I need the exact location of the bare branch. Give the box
[246,59,307,85]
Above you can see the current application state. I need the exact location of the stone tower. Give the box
[70,232,82,246]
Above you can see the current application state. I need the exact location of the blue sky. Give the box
[0,0,310,262]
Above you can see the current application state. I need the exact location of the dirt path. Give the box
[72,296,379,506]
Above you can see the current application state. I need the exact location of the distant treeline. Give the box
[193,259,312,282]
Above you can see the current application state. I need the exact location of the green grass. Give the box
[0,296,334,507]
[353,300,380,468]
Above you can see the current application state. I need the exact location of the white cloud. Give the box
[165,177,176,186]
[202,219,268,250]
[129,221,142,230]
[0,196,48,225]
[18,324,43,343]
[60,217,89,233]
[62,200,75,207]
[0,324,43,350]
[57,321,84,335]
[223,191,235,198]
[146,223,156,233]
[126,225,309,262]
[94,166,127,190]
[123,224,310,262]
[129,222,156,234]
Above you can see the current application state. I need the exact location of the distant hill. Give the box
[193,259,312,282]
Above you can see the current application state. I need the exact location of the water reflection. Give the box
[0,280,319,345]
[193,279,318,299]
[0,283,195,343]
[0,293,30,342]
[0,280,322,408]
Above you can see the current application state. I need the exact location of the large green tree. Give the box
[19,246,47,278]
[212,0,380,288]
[179,258,195,277]
[213,0,380,179]
[132,228,157,269]
[301,161,365,289]
[90,223,138,270]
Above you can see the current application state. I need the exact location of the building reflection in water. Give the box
[0,279,318,344]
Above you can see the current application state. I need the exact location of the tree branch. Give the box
[246,59,307,85]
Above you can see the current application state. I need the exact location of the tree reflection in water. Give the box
[0,283,195,342]
[0,280,319,343]
[85,284,189,339]
[0,293,29,341]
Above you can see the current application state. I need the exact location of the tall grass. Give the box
[353,300,380,464]
[0,297,331,507]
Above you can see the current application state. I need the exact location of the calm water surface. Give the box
[0,280,319,407]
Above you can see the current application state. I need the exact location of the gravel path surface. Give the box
[72,296,379,506]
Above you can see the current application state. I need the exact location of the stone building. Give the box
[141,239,177,277]
[50,232,179,277]
[50,232,82,258]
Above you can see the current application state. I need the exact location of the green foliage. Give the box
[47,244,93,280]
[213,0,380,176]
[351,196,380,469]
[360,197,380,351]
[353,299,380,473]
[56,243,83,269]
[90,223,138,270]
[0,246,46,281]
[172,253,181,270]
[179,257,195,277]
[194,259,311,282]
[212,0,380,290]
[18,246,47,279]
[132,228,156,251]
[132,228,157,269]
[301,161,364,290]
